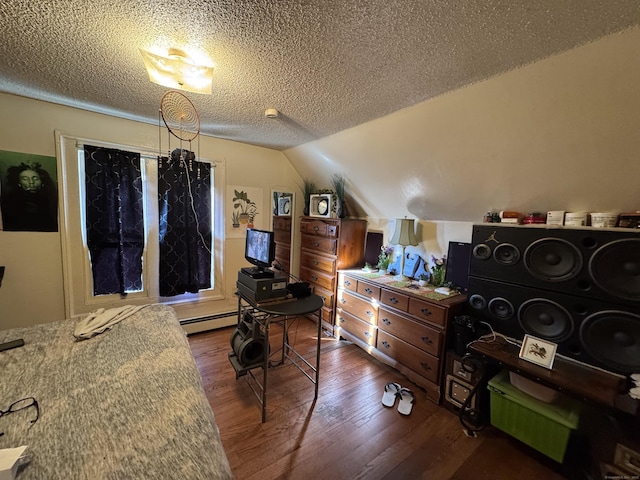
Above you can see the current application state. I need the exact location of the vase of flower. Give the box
[430,255,446,287]
[377,245,394,274]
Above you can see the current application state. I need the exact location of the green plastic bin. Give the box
[487,370,581,463]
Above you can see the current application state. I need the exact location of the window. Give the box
[56,132,225,319]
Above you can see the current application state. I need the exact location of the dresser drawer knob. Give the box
[364,331,372,338]
[340,298,346,304]
[389,297,398,304]
[344,280,351,286]
[366,310,374,318]
[338,316,345,323]
[381,341,390,349]
[312,274,318,281]
[382,318,391,326]
[313,259,319,266]
[421,336,432,345]
[420,362,432,371]
[313,225,320,232]
[365,287,373,294]
[420,308,432,316]
[314,241,320,247]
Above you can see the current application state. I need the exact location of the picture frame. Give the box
[518,334,557,369]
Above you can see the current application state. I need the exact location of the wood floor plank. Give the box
[189,318,569,479]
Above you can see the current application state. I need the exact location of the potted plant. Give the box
[430,255,447,287]
[302,178,316,216]
[330,173,346,218]
[377,245,394,274]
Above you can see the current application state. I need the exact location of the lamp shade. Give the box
[390,218,418,247]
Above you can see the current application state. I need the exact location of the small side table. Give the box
[230,292,324,422]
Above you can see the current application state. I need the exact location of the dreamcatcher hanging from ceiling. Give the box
[159,90,201,163]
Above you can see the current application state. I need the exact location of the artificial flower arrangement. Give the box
[377,245,395,271]
[430,255,447,287]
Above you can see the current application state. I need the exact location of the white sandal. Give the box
[381,382,402,407]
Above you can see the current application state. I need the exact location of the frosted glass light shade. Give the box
[140,48,213,94]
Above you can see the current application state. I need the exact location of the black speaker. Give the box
[470,224,640,306]
[467,276,640,374]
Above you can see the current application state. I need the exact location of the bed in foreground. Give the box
[0,304,233,480]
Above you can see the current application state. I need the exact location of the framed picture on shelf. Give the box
[518,335,557,369]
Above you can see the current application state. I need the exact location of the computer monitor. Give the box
[445,241,471,292]
[244,228,276,276]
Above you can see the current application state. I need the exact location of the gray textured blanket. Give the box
[0,304,233,479]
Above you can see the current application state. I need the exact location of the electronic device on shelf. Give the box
[243,228,276,278]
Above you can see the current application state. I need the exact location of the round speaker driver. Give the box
[524,238,582,282]
[518,298,573,342]
[580,310,640,374]
[589,239,640,301]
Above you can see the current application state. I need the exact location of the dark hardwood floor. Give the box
[189,317,569,480]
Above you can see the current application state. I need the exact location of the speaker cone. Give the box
[488,297,514,320]
[493,243,520,265]
[468,294,487,310]
[472,244,492,260]
[589,239,640,301]
[518,298,574,342]
[580,310,640,374]
[524,238,582,282]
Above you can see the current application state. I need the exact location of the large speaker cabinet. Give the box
[467,224,640,375]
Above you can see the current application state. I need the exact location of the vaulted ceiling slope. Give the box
[1,1,639,150]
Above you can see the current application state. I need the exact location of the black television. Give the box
[444,241,471,292]
[243,228,276,278]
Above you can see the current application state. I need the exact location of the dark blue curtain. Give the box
[158,148,212,296]
[84,145,144,295]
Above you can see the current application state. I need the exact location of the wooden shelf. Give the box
[469,336,628,408]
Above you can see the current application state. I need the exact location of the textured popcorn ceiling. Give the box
[0,1,639,150]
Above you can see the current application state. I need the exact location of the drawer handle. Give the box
[314,241,320,247]
[312,274,318,281]
[366,310,374,318]
[313,225,320,232]
[313,259,319,266]
[364,287,373,294]
[338,316,345,323]
[381,318,391,326]
[344,280,351,286]
[420,362,432,371]
[364,331,372,338]
[340,298,346,304]
[420,308,432,316]
[421,336,432,345]
[381,341,390,349]
[389,297,398,304]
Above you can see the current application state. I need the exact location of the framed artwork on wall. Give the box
[0,150,59,232]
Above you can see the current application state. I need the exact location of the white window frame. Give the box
[56,131,226,319]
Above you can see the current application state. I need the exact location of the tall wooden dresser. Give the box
[299,216,367,334]
[336,271,466,404]
[272,215,292,274]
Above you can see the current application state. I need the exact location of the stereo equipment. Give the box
[470,224,640,306]
[309,193,333,218]
[444,351,484,410]
[237,270,288,302]
[468,224,640,375]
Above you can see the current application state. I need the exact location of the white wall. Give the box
[0,94,302,329]
[285,27,640,232]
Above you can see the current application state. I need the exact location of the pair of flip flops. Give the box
[381,382,414,415]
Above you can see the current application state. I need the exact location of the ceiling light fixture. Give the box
[139,47,214,95]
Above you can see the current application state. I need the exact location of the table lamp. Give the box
[390,218,418,281]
